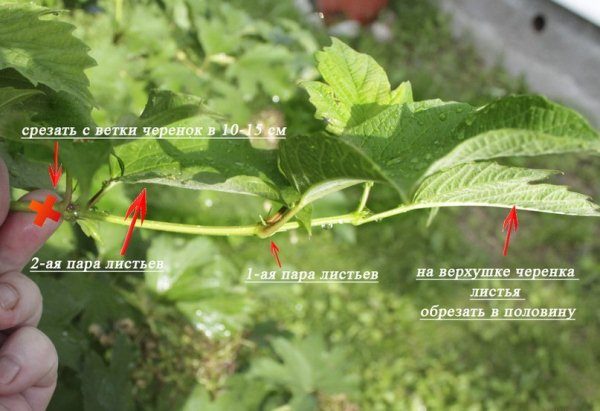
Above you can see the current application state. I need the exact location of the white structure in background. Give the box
[551,0,600,27]
[442,0,600,126]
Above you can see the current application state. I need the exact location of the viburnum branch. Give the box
[8,196,423,237]
[9,191,541,238]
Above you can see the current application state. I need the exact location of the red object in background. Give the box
[120,188,147,256]
[270,240,282,268]
[29,195,61,227]
[317,0,389,24]
[502,206,519,256]
[48,141,62,188]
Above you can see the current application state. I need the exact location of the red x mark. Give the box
[28,195,61,227]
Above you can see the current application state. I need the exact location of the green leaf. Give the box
[31,274,135,374]
[303,38,413,134]
[145,235,216,294]
[279,103,474,198]
[81,336,135,411]
[278,133,379,231]
[287,41,600,213]
[181,377,270,411]
[0,141,49,189]
[390,81,413,104]
[113,90,286,200]
[412,162,600,216]
[0,73,102,198]
[250,336,359,398]
[194,3,249,56]
[271,337,314,392]
[342,101,474,194]
[293,204,313,234]
[0,4,96,106]
[0,73,95,142]
[288,394,319,411]
[114,138,284,200]
[145,235,251,338]
[145,235,230,299]
[226,43,297,101]
[76,219,103,244]
[32,275,88,370]
[69,274,137,329]
[0,115,103,200]
[176,296,252,339]
[136,90,213,128]
[279,133,386,193]
[427,95,600,175]
[61,141,112,200]
[0,87,42,112]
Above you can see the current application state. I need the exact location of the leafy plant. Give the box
[1,1,599,410]
[71,0,319,125]
[2,4,599,244]
[249,336,359,409]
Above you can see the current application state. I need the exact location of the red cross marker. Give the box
[28,195,61,227]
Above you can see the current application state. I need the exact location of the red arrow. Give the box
[120,188,147,256]
[502,206,519,256]
[48,141,62,188]
[270,240,282,267]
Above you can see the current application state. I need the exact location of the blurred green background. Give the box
[24,0,600,409]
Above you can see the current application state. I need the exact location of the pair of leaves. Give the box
[2,4,599,223]
[113,90,287,201]
[281,39,600,217]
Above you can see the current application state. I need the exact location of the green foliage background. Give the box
[1,0,599,410]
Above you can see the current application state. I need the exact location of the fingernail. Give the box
[0,356,20,384]
[0,284,18,310]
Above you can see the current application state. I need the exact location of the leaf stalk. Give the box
[87,180,117,209]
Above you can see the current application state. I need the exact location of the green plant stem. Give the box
[356,182,372,213]
[80,209,261,236]
[354,181,374,224]
[115,0,123,23]
[10,201,32,213]
[9,199,430,237]
[59,172,73,213]
[87,180,117,209]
